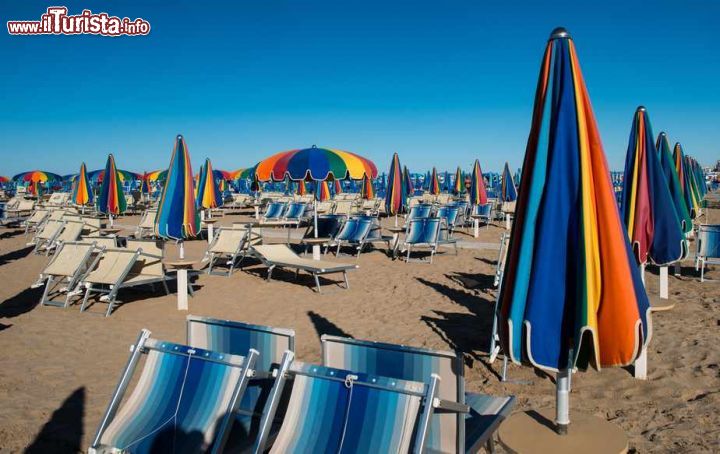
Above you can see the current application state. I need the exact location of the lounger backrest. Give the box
[56,220,84,242]
[473,203,492,217]
[42,242,94,277]
[334,218,360,241]
[697,224,720,259]
[81,235,117,248]
[322,336,462,453]
[406,218,441,245]
[37,220,64,240]
[139,209,157,229]
[437,206,460,226]
[85,249,138,285]
[408,203,433,221]
[94,336,256,453]
[333,200,353,215]
[284,202,306,220]
[19,199,36,211]
[263,202,286,219]
[210,228,247,254]
[27,209,49,223]
[270,362,427,453]
[126,239,164,277]
[126,239,164,257]
[187,316,295,416]
[501,200,516,213]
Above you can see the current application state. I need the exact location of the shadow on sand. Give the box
[25,387,85,453]
[307,310,353,339]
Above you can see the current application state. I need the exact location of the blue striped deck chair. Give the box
[437,206,460,255]
[402,217,442,263]
[472,203,494,229]
[282,202,307,222]
[331,216,384,258]
[262,202,287,222]
[696,224,720,282]
[301,214,345,255]
[254,360,440,453]
[321,336,515,453]
[406,203,434,224]
[89,330,259,454]
[186,316,295,452]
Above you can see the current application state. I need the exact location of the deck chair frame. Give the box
[38,240,100,308]
[403,217,442,264]
[204,225,258,276]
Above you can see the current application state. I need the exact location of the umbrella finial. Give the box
[637,106,647,113]
[549,27,570,40]
[177,134,183,140]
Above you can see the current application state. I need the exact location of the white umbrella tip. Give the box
[549,27,570,40]
[637,106,647,112]
[177,134,184,140]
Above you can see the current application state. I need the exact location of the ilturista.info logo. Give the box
[7,6,151,36]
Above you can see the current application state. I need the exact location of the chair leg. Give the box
[314,274,321,293]
[486,437,496,453]
[39,276,53,306]
[267,265,275,282]
[80,285,92,312]
[162,279,170,295]
[343,271,349,289]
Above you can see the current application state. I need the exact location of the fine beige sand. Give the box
[0,208,718,453]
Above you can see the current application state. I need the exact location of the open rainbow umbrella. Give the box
[500,162,518,202]
[155,135,200,255]
[453,166,464,194]
[429,167,440,195]
[403,166,413,197]
[384,153,404,216]
[97,154,127,219]
[86,169,139,184]
[13,170,62,185]
[196,158,223,210]
[0,176,9,184]
[469,159,488,206]
[140,172,151,195]
[656,133,692,234]
[498,28,650,434]
[72,162,93,207]
[360,174,374,199]
[620,107,685,266]
[255,146,377,181]
[316,180,331,201]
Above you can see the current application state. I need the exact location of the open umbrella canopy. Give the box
[316,180,331,201]
[86,168,139,184]
[255,146,377,182]
[12,170,62,183]
[360,174,374,199]
[0,176,9,184]
[656,133,692,234]
[470,159,488,205]
[501,162,518,202]
[146,169,168,182]
[97,154,127,215]
[155,135,200,240]
[620,107,685,265]
[196,158,223,209]
[429,167,440,195]
[499,28,650,373]
[72,162,93,206]
[385,152,404,215]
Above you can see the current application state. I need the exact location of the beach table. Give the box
[203,218,219,244]
[471,214,484,238]
[99,227,123,237]
[300,236,330,260]
[164,259,197,311]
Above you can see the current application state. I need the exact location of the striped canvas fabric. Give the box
[98,341,247,453]
[270,363,424,453]
[322,337,460,453]
[406,218,441,245]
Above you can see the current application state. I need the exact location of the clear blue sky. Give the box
[1,0,718,177]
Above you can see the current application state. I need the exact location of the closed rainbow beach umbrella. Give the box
[360,174,374,199]
[469,159,488,206]
[296,179,307,196]
[685,155,704,211]
[429,167,440,195]
[195,158,223,210]
[72,162,93,208]
[500,162,517,202]
[453,166,464,195]
[673,143,699,218]
[620,107,685,266]
[497,28,650,443]
[402,166,413,197]
[155,135,200,256]
[384,152,404,216]
[656,133,692,234]
[97,154,127,221]
[316,180,331,201]
[333,178,343,196]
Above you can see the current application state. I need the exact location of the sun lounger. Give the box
[329,215,387,258]
[282,201,307,222]
[186,316,295,451]
[80,235,117,248]
[402,217,442,263]
[203,224,262,276]
[23,208,49,235]
[249,244,358,292]
[27,219,65,254]
[89,330,259,454]
[133,209,157,238]
[322,335,516,453]
[2,198,35,225]
[696,224,720,282]
[254,360,439,453]
[406,203,434,224]
[437,205,461,236]
[35,240,100,308]
[35,219,85,254]
[45,192,69,207]
[331,199,354,216]
[262,202,287,221]
[471,203,494,229]
[79,239,170,316]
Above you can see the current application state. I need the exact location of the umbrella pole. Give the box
[179,241,185,259]
[109,213,113,227]
[555,369,571,435]
[659,266,669,299]
[313,199,320,260]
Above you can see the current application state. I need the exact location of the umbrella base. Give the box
[648,293,675,312]
[498,409,627,454]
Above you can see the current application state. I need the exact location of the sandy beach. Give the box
[0,210,718,453]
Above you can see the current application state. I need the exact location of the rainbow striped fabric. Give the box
[500,162,517,202]
[155,135,200,240]
[71,162,93,206]
[384,152,404,215]
[656,133,692,234]
[620,107,685,265]
[453,166,464,194]
[333,178,343,195]
[195,158,223,209]
[470,159,488,206]
[499,28,650,372]
[403,166,414,197]
[255,146,377,182]
[296,179,307,196]
[316,180,331,201]
[429,167,440,195]
[96,154,126,215]
[360,174,374,199]
[12,170,62,184]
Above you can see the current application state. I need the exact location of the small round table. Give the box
[387,226,405,258]
[100,227,123,237]
[164,260,198,311]
[203,219,219,244]
[250,202,263,220]
[302,237,330,260]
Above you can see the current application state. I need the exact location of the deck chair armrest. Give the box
[433,398,470,414]
[137,251,164,260]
